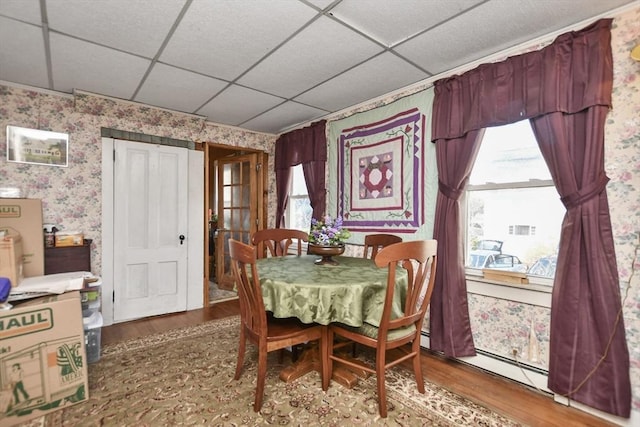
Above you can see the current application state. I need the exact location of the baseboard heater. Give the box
[419,333,551,395]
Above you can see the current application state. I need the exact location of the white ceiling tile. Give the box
[0,0,41,25]
[237,15,384,98]
[330,0,484,47]
[0,17,49,88]
[47,0,186,57]
[197,85,285,127]
[241,101,328,134]
[294,52,429,112]
[1,0,636,134]
[305,0,336,11]
[396,0,637,76]
[50,33,151,99]
[159,0,318,80]
[134,63,228,114]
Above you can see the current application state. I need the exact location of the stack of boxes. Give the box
[0,198,94,425]
[0,291,89,425]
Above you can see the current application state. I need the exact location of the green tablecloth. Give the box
[257,255,407,327]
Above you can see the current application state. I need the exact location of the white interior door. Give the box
[113,140,188,321]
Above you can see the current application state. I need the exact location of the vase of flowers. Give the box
[308,215,350,265]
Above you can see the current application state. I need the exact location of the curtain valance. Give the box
[432,19,613,141]
[274,120,327,170]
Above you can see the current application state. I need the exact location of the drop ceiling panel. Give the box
[50,33,151,99]
[1,0,636,135]
[241,101,328,134]
[396,0,636,75]
[159,0,317,80]
[197,85,285,128]
[0,17,48,88]
[237,15,385,98]
[47,0,185,58]
[329,0,485,47]
[306,0,335,11]
[134,63,228,115]
[295,52,428,112]
[0,0,41,25]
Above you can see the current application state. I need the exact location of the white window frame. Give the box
[285,164,312,239]
[463,122,562,290]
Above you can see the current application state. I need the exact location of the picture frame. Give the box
[6,125,69,167]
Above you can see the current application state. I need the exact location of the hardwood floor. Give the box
[101,300,613,427]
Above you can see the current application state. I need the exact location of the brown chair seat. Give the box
[229,238,326,412]
[325,239,438,418]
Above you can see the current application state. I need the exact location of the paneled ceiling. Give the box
[0,0,637,135]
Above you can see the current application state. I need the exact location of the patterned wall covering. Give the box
[0,5,638,416]
[0,88,277,275]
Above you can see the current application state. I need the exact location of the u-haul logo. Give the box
[0,205,21,218]
[0,308,53,339]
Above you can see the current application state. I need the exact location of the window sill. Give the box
[465,269,552,307]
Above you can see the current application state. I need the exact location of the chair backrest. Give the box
[362,233,403,259]
[374,240,437,335]
[228,238,267,338]
[251,228,309,258]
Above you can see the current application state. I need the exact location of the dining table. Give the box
[256,253,409,388]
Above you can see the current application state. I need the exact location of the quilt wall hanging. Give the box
[327,88,437,245]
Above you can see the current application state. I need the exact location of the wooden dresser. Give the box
[44,239,92,274]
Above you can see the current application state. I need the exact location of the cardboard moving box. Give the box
[0,291,88,426]
[0,199,44,278]
[0,230,24,287]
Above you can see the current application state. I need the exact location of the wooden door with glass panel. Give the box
[216,154,261,290]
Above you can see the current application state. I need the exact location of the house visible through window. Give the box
[509,225,536,236]
[465,120,565,281]
[286,164,312,232]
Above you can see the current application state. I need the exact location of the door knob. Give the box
[179,235,185,245]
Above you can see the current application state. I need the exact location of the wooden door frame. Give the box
[204,143,268,306]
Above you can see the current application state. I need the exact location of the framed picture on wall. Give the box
[6,125,69,167]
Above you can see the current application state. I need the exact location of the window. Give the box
[465,120,565,281]
[286,164,312,232]
[509,225,536,236]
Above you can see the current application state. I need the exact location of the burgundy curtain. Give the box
[274,168,292,228]
[531,108,630,416]
[430,19,630,417]
[302,161,326,221]
[274,120,327,227]
[430,129,483,356]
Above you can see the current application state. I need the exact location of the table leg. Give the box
[279,346,319,382]
[278,328,367,389]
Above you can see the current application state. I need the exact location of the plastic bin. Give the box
[83,310,103,363]
[80,277,102,319]
[82,298,101,318]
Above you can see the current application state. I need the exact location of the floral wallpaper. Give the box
[0,4,638,419]
[0,88,276,275]
[609,6,640,415]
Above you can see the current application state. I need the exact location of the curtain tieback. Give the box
[560,175,610,209]
[438,180,463,200]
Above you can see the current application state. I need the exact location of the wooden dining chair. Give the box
[325,239,438,418]
[228,238,327,411]
[362,233,402,259]
[251,228,309,259]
